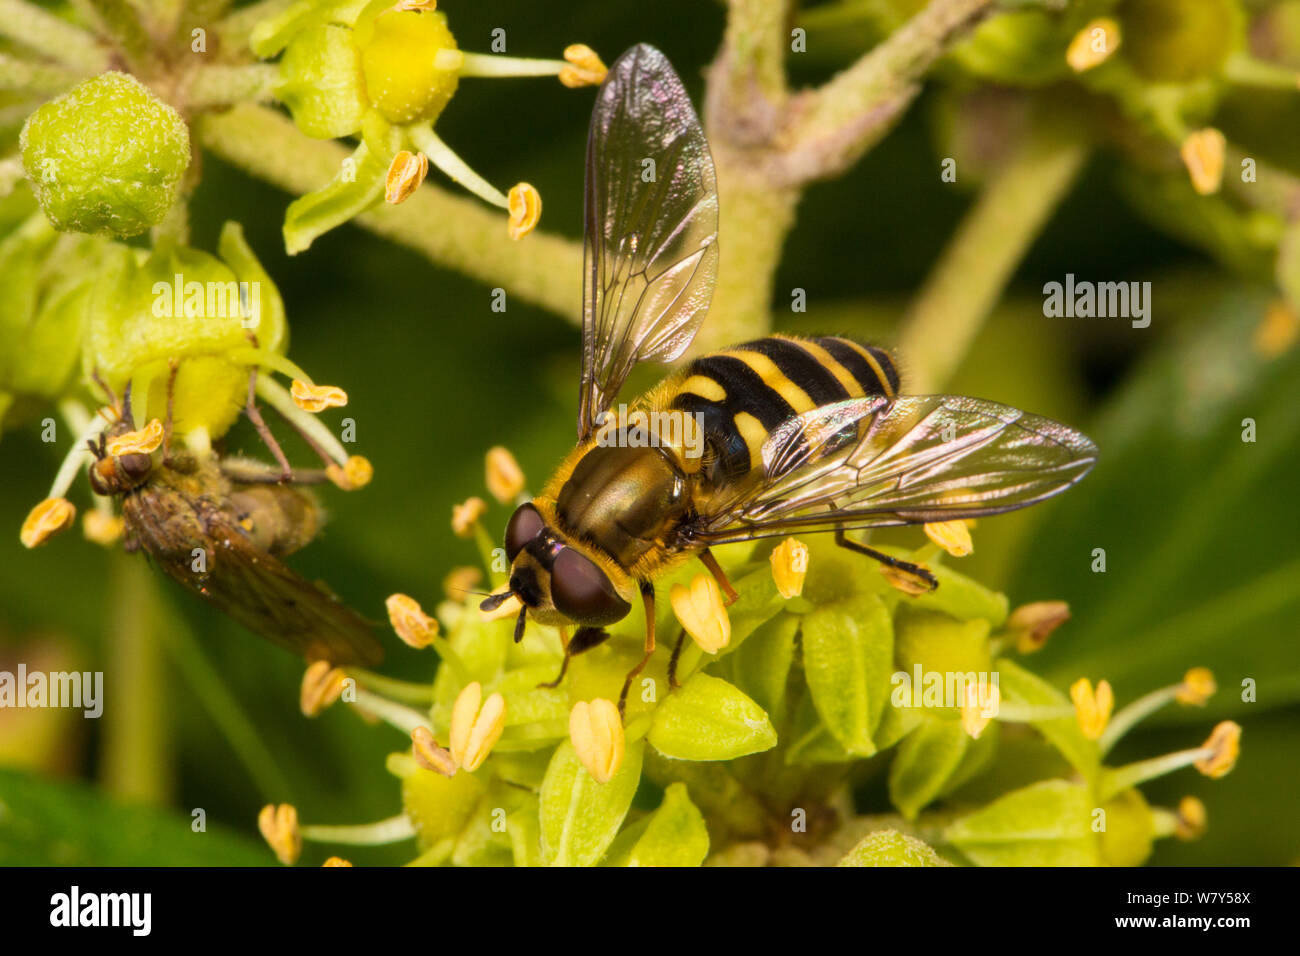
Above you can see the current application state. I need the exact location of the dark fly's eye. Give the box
[504,503,545,562]
[551,547,630,626]
[118,453,153,483]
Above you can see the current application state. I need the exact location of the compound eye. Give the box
[550,547,630,626]
[118,453,153,483]
[504,503,544,562]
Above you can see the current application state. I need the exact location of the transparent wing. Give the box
[578,43,719,441]
[688,395,1098,544]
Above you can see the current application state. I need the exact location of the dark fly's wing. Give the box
[124,482,383,667]
[577,43,719,441]
[687,395,1098,545]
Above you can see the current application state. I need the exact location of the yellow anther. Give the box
[322,856,354,866]
[325,455,374,491]
[924,520,973,557]
[290,379,348,412]
[1253,300,1299,358]
[880,563,934,596]
[451,496,487,538]
[1195,721,1241,779]
[1181,128,1226,196]
[82,510,124,547]
[670,573,731,654]
[961,680,999,739]
[559,44,607,87]
[506,182,542,240]
[386,593,439,649]
[106,419,164,456]
[1175,667,1216,706]
[485,446,525,504]
[21,497,76,548]
[300,660,348,716]
[385,149,428,204]
[443,565,483,601]
[1070,677,1114,741]
[1066,17,1121,73]
[449,681,506,772]
[769,537,809,599]
[411,725,458,777]
[1006,600,1070,654]
[569,698,624,784]
[258,803,302,865]
[1174,796,1207,841]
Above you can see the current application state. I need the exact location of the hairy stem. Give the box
[897,119,1089,391]
[186,62,278,110]
[0,0,110,74]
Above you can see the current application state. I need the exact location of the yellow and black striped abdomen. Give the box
[667,335,899,484]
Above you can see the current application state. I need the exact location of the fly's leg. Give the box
[668,629,688,689]
[618,580,656,718]
[538,626,612,689]
[162,359,180,464]
[699,547,738,606]
[834,528,937,591]
[245,366,293,482]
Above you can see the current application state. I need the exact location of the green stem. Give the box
[1099,747,1211,801]
[301,814,416,845]
[186,62,279,110]
[215,0,294,52]
[352,687,431,735]
[1098,685,1177,756]
[0,0,110,74]
[897,118,1089,391]
[79,0,157,75]
[158,602,294,801]
[0,53,85,95]
[345,668,434,706]
[100,553,171,805]
[197,104,582,320]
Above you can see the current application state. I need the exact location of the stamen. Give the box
[300,814,417,846]
[20,498,76,548]
[290,379,348,412]
[255,375,350,465]
[569,698,624,783]
[407,124,508,209]
[671,573,731,654]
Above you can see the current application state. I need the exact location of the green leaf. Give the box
[0,769,268,865]
[604,783,709,867]
[725,611,799,725]
[801,593,893,756]
[648,673,776,761]
[281,111,398,254]
[888,717,970,820]
[539,739,644,866]
[943,779,1100,866]
[838,830,952,867]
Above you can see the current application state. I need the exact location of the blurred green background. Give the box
[1,0,1298,865]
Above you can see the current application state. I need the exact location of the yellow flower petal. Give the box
[769,537,809,599]
[21,497,76,548]
[290,379,348,412]
[386,592,439,648]
[670,573,731,654]
[569,698,624,783]
[507,182,542,240]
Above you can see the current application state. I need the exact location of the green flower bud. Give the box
[276,24,369,139]
[355,8,460,125]
[395,752,486,851]
[82,222,287,439]
[19,72,190,237]
[1120,0,1244,83]
[1098,787,1157,866]
[838,830,951,867]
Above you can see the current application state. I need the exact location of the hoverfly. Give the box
[482,44,1096,712]
[87,380,383,667]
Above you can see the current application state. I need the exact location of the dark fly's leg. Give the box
[538,625,612,689]
[667,629,688,690]
[618,580,657,718]
[244,367,293,482]
[699,547,738,606]
[834,528,938,591]
[162,359,180,464]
